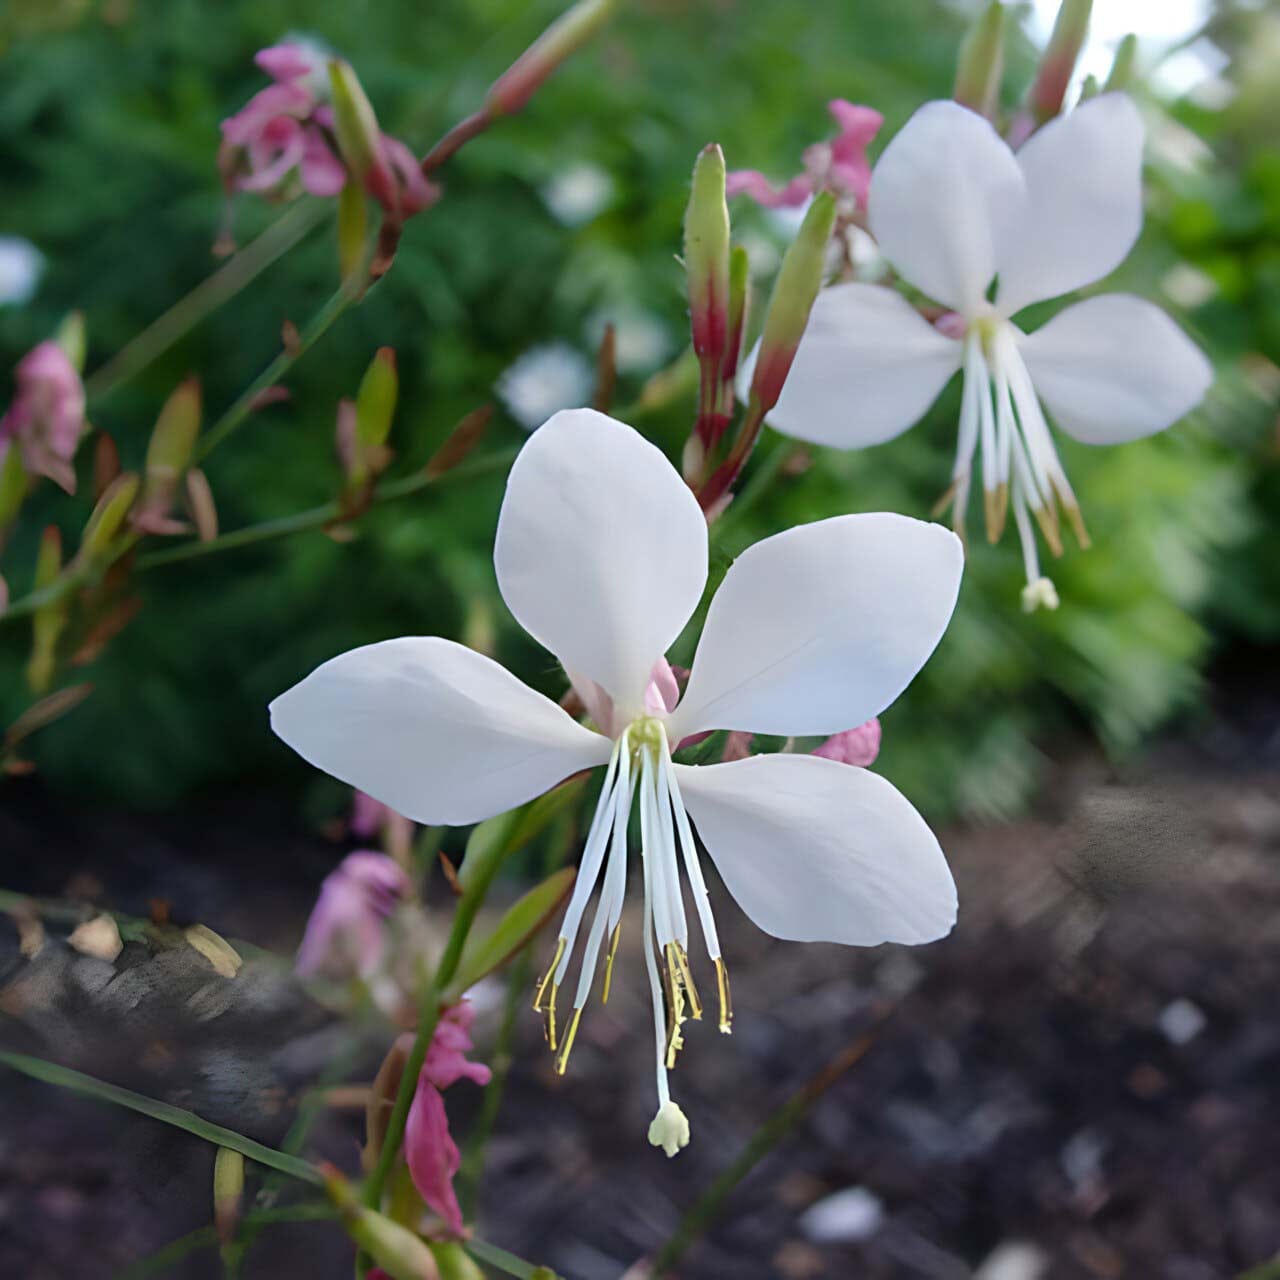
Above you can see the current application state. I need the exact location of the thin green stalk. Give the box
[84,201,330,404]
[710,439,799,542]
[648,1019,887,1277]
[196,284,354,461]
[0,1050,323,1187]
[135,447,517,571]
[465,1237,560,1280]
[115,1204,338,1280]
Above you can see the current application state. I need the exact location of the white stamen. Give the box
[637,746,671,1109]
[658,733,722,961]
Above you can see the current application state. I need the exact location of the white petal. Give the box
[997,94,1146,317]
[1018,294,1212,444]
[494,409,707,715]
[868,101,1024,313]
[669,513,962,740]
[269,637,610,826]
[675,753,956,945]
[753,284,962,448]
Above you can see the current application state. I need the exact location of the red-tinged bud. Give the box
[213,1148,244,1246]
[486,0,616,118]
[321,1164,440,1280]
[185,470,219,542]
[0,573,7,616]
[954,2,1005,120]
[749,191,837,414]
[134,379,201,535]
[424,406,492,480]
[685,144,731,367]
[93,433,121,501]
[718,244,750,410]
[1028,0,1092,123]
[328,60,397,209]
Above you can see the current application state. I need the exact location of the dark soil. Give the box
[2,712,1279,1280]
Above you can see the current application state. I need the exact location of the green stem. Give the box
[709,439,798,542]
[465,1237,559,1280]
[136,447,517,571]
[84,201,330,405]
[116,1205,338,1280]
[195,284,354,462]
[0,1050,323,1188]
[648,1018,887,1278]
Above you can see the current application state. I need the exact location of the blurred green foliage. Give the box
[0,0,1276,820]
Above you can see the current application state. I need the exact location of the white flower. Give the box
[497,342,595,431]
[541,163,614,226]
[270,409,963,1150]
[0,237,44,306]
[760,95,1213,606]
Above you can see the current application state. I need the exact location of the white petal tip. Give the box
[648,1101,691,1157]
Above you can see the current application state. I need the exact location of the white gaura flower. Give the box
[761,94,1213,611]
[270,409,963,1153]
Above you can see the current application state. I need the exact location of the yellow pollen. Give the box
[533,937,566,1012]
[670,942,703,1021]
[601,923,622,1005]
[714,956,733,1034]
[545,982,560,1052]
[555,1007,583,1075]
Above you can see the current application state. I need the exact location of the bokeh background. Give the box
[1,1,1279,1277]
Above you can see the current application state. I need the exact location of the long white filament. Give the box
[637,744,670,1107]
[658,728,721,961]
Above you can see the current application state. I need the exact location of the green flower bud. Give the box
[486,0,615,117]
[954,2,1005,119]
[684,144,731,365]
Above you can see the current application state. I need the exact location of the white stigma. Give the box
[533,718,731,1152]
[1021,576,1060,613]
[648,1099,691,1158]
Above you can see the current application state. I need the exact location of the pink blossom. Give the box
[219,45,346,199]
[813,717,881,767]
[295,850,410,980]
[727,100,883,212]
[0,340,85,494]
[404,1003,492,1237]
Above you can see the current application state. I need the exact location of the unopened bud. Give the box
[322,1164,439,1280]
[356,348,398,451]
[749,191,836,414]
[328,60,395,208]
[486,0,615,117]
[1029,0,1092,122]
[0,447,26,527]
[27,526,66,694]
[79,472,140,560]
[55,311,87,374]
[185,469,219,542]
[684,144,731,365]
[1104,33,1137,93]
[337,180,369,287]
[719,244,750,400]
[213,1148,245,1246]
[135,379,201,531]
[424,405,492,479]
[428,1243,486,1280]
[953,2,1005,119]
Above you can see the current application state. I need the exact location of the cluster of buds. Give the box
[218,43,437,276]
[680,144,837,517]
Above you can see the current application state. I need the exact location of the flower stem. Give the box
[117,1204,339,1280]
[466,1237,561,1280]
[83,200,330,405]
[648,1015,889,1277]
[136,447,518,571]
[195,283,355,462]
[0,1049,324,1187]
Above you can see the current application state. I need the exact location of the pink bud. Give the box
[1,340,86,494]
[405,1004,492,1238]
[812,718,882,767]
[296,850,410,980]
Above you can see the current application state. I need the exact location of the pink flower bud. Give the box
[1,340,86,495]
[405,1004,492,1238]
[296,850,410,980]
[812,718,882,767]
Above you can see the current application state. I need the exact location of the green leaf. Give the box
[446,866,576,999]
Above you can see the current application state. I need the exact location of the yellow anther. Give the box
[714,956,733,1034]
[555,1007,583,1076]
[546,982,560,1052]
[533,937,566,1012]
[670,942,703,1021]
[984,482,1008,544]
[601,923,622,1005]
[1057,490,1090,549]
[1031,501,1063,557]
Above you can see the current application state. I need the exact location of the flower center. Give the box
[531,717,732,1152]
